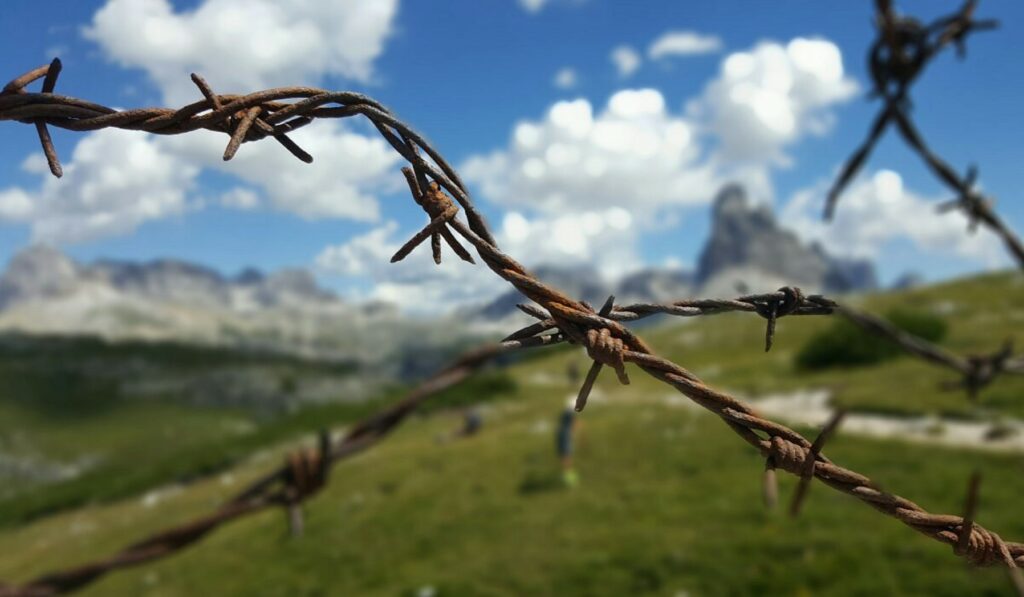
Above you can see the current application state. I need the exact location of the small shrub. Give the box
[795,308,948,370]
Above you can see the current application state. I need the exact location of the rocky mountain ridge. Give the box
[0,246,475,370]
[696,184,877,294]
[478,183,876,319]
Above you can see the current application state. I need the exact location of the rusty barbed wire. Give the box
[0,335,562,597]
[0,285,835,596]
[838,304,1024,401]
[826,0,1024,270]
[1,6,1022,591]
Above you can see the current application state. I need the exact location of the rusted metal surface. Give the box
[0,1,1022,594]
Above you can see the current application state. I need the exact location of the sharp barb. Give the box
[957,471,981,555]
[764,307,778,353]
[438,227,475,264]
[763,461,778,510]
[575,361,603,412]
[390,225,434,263]
[431,231,442,265]
[34,121,62,178]
[790,410,845,517]
[189,73,222,110]
[271,132,314,164]
[517,303,551,321]
[223,106,263,161]
[41,58,62,94]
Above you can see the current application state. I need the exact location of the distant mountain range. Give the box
[0,245,477,373]
[0,183,879,353]
[477,184,877,319]
[695,184,876,295]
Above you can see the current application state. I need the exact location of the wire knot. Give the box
[584,328,628,379]
[391,167,475,265]
[421,183,458,220]
[955,526,1016,568]
[766,436,808,475]
[572,296,631,412]
[574,326,631,412]
[190,73,313,164]
[752,286,804,351]
[284,447,328,503]
[957,340,1013,401]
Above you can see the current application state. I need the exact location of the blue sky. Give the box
[0,0,1021,309]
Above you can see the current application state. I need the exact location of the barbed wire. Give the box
[0,336,560,597]
[825,0,1024,270]
[838,304,1024,400]
[1,0,1022,593]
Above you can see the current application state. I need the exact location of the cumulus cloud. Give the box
[219,187,261,210]
[518,0,586,14]
[316,220,500,309]
[85,0,399,104]
[648,31,722,59]
[462,89,728,216]
[0,130,198,244]
[610,45,642,78]
[316,207,640,310]
[783,170,1005,265]
[691,37,857,162]
[553,67,578,90]
[518,0,547,13]
[10,0,405,244]
[161,122,400,221]
[0,117,400,244]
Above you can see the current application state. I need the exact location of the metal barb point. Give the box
[789,409,846,517]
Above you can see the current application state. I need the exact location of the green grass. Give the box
[0,271,1022,594]
[0,368,519,528]
[642,271,1024,420]
[0,334,360,524]
[0,379,1021,595]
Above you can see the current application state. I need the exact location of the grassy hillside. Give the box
[0,335,368,525]
[0,272,1022,595]
[642,271,1024,420]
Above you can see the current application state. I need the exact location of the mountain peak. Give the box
[697,184,876,293]
[0,244,79,308]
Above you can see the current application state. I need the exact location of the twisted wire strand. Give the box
[0,335,561,597]
[0,6,1021,590]
[825,0,1024,269]
[837,304,1024,400]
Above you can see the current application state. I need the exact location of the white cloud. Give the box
[518,0,586,14]
[316,220,401,277]
[85,0,399,104]
[52,0,404,238]
[160,121,400,221]
[692,37,857,162]
[219,188,261,210]
[462,89,728,216]
[648,31,722,59]
[0,189,34,222]
[518,0,547,13]
[610,45,642,78]
[553,67,578,90]
[316,220,502,310]
[0,130,198,244]
[0,116,400,244]
[316,207,640,310]
[783,170,1005,265]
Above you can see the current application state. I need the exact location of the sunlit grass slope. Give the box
[0,272,1022,595]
